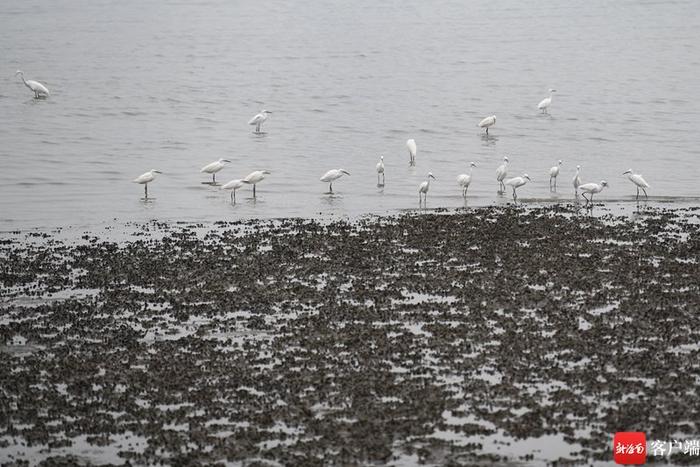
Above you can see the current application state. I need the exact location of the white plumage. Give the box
[248,110,272,133]
[406,139,417,166]
[457,162,477,197]
[200,158,231,184]
[243,170,271,197]
[623,169,649,199]
[15,70,50,98]
[496,156,509,192]
[320,169,350,193]
[573,165,582,196]
[132,169,162,198]
[418,172,436,203]
[221,179,245,203]
[549,159,562,190]
[538,89,556,113]
[579,180,608,205]
[478,115,496,134]
[504,174,531,201]
[376,156,385,185]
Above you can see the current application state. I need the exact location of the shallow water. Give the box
[1,0,699,230]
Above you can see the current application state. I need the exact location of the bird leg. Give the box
[231,192,234,203]
[212,173,216,184]
[643,188,648,199]
[144,184,148,199]
[636,187,639,200]
[329,182,333,193]
[486,127,489,135]
[512,187,517,201]
[253,184,256,197]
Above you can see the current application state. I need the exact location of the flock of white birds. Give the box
[16,71,650,207]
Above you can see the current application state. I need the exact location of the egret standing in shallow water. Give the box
[243,170,270,197]
[248,110,272,133]
[479,115,496,134]
[538,89,556,113]
[15,70,50,98]
[457,162,477,198]
[200,158,231,184]
[496,156,509,193]
[505,174,531,201]
[133,170,162,199]
[622,169,650,199]
[573,165,582,197]
[579,180,608,206]
[418,172,436,204]
[222,179,245,203]
[320,169,350,193]
[549,160,562,191]
[406,139,417,166]
[376,156,385,185]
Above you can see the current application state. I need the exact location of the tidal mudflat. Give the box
[1,205,699,466]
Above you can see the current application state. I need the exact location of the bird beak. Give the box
[430,174,436,180]
[263,171,271,174]
[223,159,231,163]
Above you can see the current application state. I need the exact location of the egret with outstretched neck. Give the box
[538,89,556,113]
[320,169,350,193]
[200,158,231,184]
[549,160,562,190]
[457,162,477,197]
[505,174,531,201]
[222,179,245,203]
[496,156,509,193]
[133,170,162,199]
[419,172,436,204]
[376,156,385,185]
[243,170,270,197]
[406,139,417,166]
[248,110,272,133]
[622,169,649,199]
[579,180,608,206]
[15,70,50,98]
[479,115,496,134]
[573,165,582,197]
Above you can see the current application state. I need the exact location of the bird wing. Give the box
[549,166,558,176]
[406,139,417,155]
[201,161,219,173]
[248,114,263,125]
[578,182,596,192]
[457,174,469,186]
[418,181,428,192]
[479,116,494,127]
[133,172,153,183]
[244,171,262,183]
[538,98,549,109]
[631,174,649,188]
[222,179,243,190]
[320,170,336,182]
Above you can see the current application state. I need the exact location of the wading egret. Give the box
[320,169,350,193]
[496,156,509,193]
[200,158,231,184]
[579,181,608,206]
[622,169,649,199]
[222,179,245,203]
[376,156,385,185]
[549,159,562,190]
[406,139,417,166]
[15,70,50,98]
[505,174,531,201]
[248,110,272,133]
[419,172,436,203]
[479,115,496,134]
[243,170,271,197]
[573,165,582,197]
[133,170,162,198]
[457,162,477,197]
[538,89,556,113]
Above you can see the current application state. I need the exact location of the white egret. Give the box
[376,156,385,185]
[504,174,531,201]
[15,70,50,98]
[222,179,245,203]
[579,180,608,206]
[200,158,231,184]
[538,89,556,113]
[496,156,509,193]
[406,139,417,166]
[243,170,271,197]
[457,162,477,197]
[418,172,436,203]
[478,115,496,134]
[622,169,650,199]
[549,159,562,190]
[320,169,350,193]
[573,165,582,197]
[248,110,272,133]
[133,170,162,198]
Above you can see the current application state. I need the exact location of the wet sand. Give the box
[1,205,699,466]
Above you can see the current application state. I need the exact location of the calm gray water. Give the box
[1,0,699,230]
